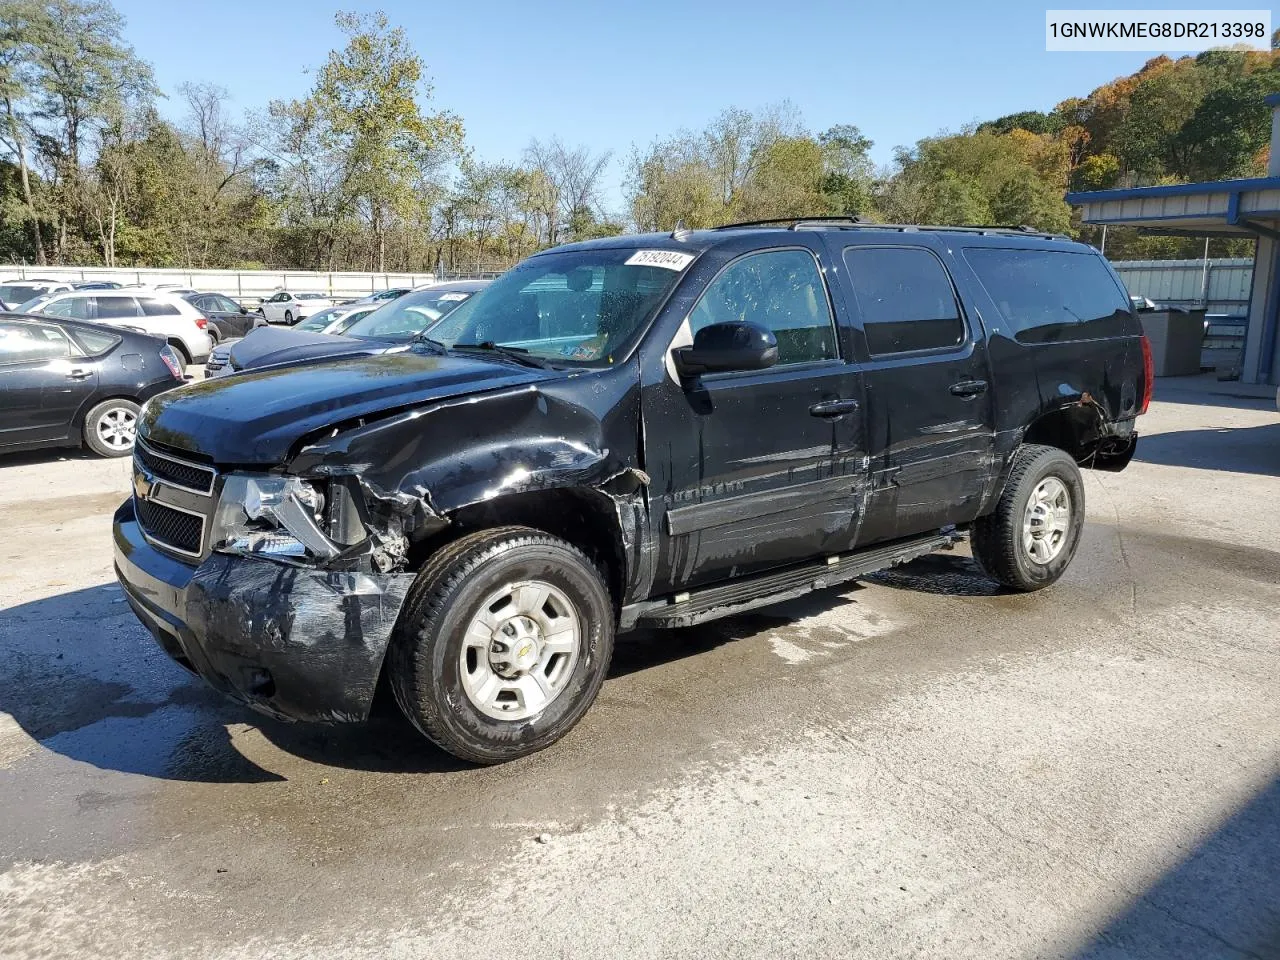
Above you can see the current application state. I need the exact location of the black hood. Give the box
[227,325,392,372]
[142,351,555,464]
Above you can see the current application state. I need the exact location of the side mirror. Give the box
[674,321,778,378]
[239,305,248,314]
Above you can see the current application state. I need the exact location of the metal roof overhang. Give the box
[1065,177,1280,239]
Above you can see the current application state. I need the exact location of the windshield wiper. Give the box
[410,333,449,354]
[450,341,553,369]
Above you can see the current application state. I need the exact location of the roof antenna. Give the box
[671,219,691,240]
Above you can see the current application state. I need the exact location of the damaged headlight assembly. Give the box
[213,474,342,561]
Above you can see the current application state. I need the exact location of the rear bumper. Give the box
[113,498,413,723]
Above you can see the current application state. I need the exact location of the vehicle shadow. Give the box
[2,555,1004,784]
[1135,423,1280,476]
[1068,771,1280,959]
[0,446,101,467]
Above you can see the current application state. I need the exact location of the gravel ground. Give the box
[0,374,1277,960]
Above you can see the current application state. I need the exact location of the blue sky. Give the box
[114,0,1193,209]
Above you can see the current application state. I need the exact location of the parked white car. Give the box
[257,291,336,325]
[0,279,73,309]
[18,290,212,368]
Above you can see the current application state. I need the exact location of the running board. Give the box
[621,530,962,630]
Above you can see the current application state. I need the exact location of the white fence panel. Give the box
[0,265,436,304]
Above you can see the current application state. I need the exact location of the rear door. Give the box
[0,318,97,448]
[834,241,995,544]
[648,243,868,590]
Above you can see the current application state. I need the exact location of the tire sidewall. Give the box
[84,399,140,458]
[408,541,613,760]
[1010,454,1085,588]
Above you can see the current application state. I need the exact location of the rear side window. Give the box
[140,298,181,317]
[71,328,122,355]
[95,296,142,319]
[0,319,73,361]
[963,248,1132,344]
[690,248,838,365]
[843,247,965,355]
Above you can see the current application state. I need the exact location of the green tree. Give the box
[312,10,463,271]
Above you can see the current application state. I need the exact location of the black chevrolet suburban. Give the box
[114,220,1151,763]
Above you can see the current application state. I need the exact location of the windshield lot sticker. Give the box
[625,250,695,271]
[437,292,469,301]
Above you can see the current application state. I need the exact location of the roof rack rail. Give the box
[712,215,876,230]
[710,216,1068,240]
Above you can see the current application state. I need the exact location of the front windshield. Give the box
[16,294,54,312]
[329,308,372,334]
[428,249,686,365]
[342,287,479,342]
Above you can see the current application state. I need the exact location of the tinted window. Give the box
[71,328,121,355]
[0,320,73,361]
[690,249,837,365]
[44,296,94,320]
[963,248,1132,344]
[214,295,240,312]
[96,297,143,319]
[139,298,180,317]
[0,284,48,304]
[843,247,965,355]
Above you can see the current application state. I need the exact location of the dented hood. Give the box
[227,325,392,371]
[141,351,555,464]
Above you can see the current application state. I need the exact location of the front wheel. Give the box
[388,526,614,764]
[970,444,1085,592]
[83,399,140,457]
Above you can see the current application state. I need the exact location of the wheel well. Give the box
[74,394,140,431]
[166,339,192,364]
[410,488,627,613]
[1021,405,1102,464]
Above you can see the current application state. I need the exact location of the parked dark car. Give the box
[0,313,185,458]
[115,221,1149,763]
[208,280,489,377]
[182,292,264,343]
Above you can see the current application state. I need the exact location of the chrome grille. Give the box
[135,498,204,557]
[135,440,215,495]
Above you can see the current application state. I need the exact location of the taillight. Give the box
[160,346,183,380]
[195,317,209,330]
[1138,334,1154,415]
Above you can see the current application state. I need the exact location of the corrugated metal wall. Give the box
[1112,258,1252,316]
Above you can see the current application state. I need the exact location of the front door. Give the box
[648,245,867,591]
[834,242,995,544]
[0,319,97,448]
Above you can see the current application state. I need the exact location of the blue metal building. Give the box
[1065,94,1280,386]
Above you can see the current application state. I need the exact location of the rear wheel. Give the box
[83,399,139,457]
[388,526,614,764]
[971,444,1085,592]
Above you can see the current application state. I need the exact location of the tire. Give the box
[83,398,140,458]
[284,309,293,324]
[971,444,1085,592]
[207,327,221,346]
[388,525,615,764]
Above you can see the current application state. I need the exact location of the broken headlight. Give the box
[213,474,340,561]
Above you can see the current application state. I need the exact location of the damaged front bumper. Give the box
[113,498,413,723]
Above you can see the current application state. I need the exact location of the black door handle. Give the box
[67,369,92,380]
[949,379,988,398]
[809,398,860,419]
